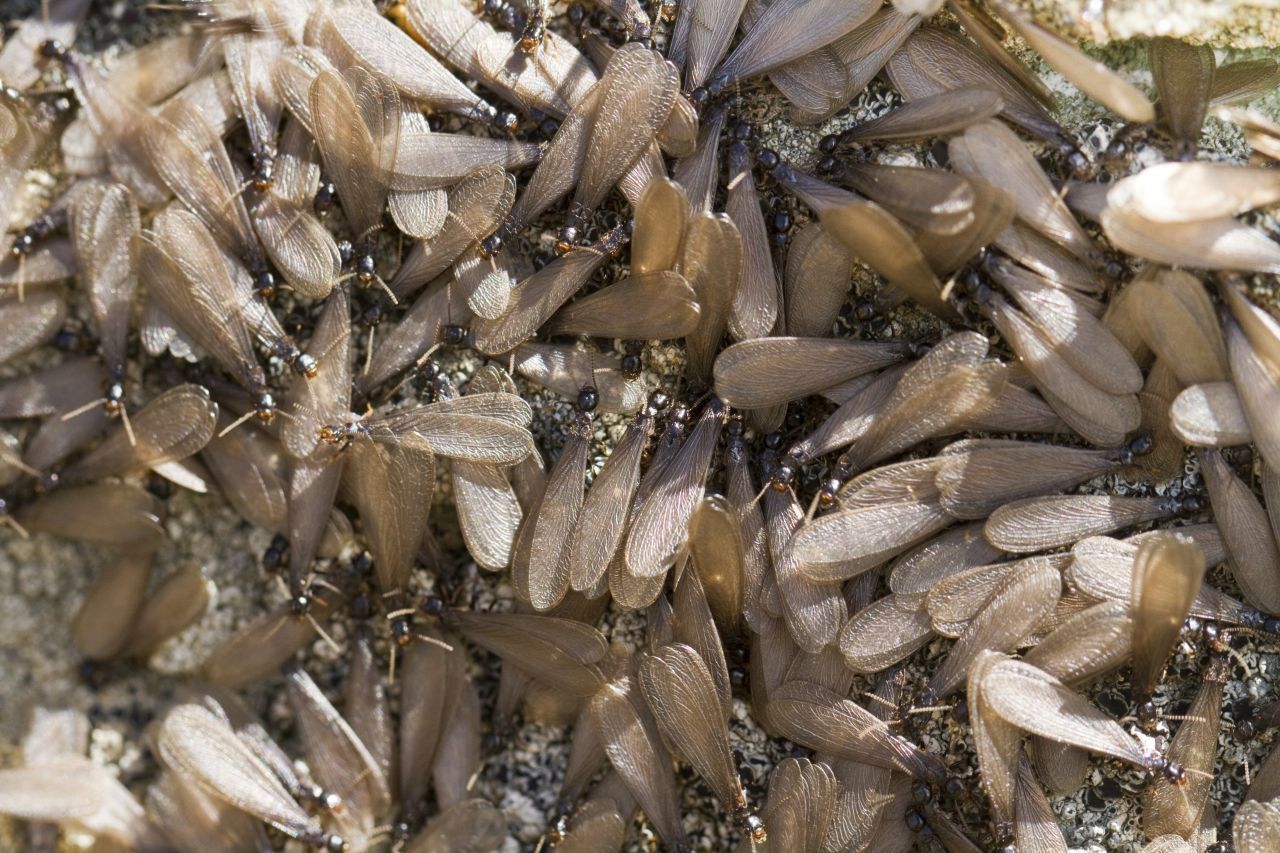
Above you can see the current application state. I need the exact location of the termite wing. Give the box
[1129,533,1207,706]
[68,182,139,418]
[402,0,597,120]
[983,493,1201,554]
[484,43,678,252]
[155,702,345,849]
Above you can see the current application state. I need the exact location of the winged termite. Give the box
[396,628,465,814]
[925,554,1068,634]
[950,121,1094,261]
[788,468,951,584]
[834,162,977,238]
[546,270,700,341]
[147,766,269,852]
[714,336,908,409]
[743,756,835,852]
[401,0,596,120]
[250,116,342,300]
[672,103,726,215]
[59,384,217,485]
[935,438,1149,519]
[309,2,509,129]
[640,643,766,840]
[65,182,137,418]
[353,276,470,402]
[704,0,878,98]
[983,494,1200,554]
[201,590,338,689]
[766,161,954,318]
[0,289,64,367]
[966,650,1021,835]
[1150,37,1214,159]
[1129,533,1207,708]
[71,551,155,661]
[387,166,515,301]
[433,670,482,810]
[17,482,165,550]
[0,0,89,93]
[425,373,521,573]
[625,398,727,581]
[513,342,645,414]
[888,522,1004,597]
[567,394,663,593]
[285,664,391,846]
[122,563,210,660]
[885,27,1075,158]
[768,680,948,784]
[763,482,848,652]
[220,31,283,188]
[402,799,508,852]
[1198,448,1280,614]
[842,335,1008,470]
[307,65,400,295]
[484,44,677,252]
[140,212,277,421]
[783,221,851,339]
[924,553,1061,700]
[986,0,1154,122]
[686,494,747,635]
[754,3,916,125]
[156,703,345,850]
[525,386,599,611]
[1142,653,1227,839]
[666,0,744,91]
[589,677,688,851]
[1124,267,1229,386]
[681,212,742,383]
[982,657,1185,781]
[471,226,627,355]
[944,0,1055,106]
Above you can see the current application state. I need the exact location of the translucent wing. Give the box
[63,384,218,485]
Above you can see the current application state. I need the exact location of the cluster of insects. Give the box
[2,0,1280,849]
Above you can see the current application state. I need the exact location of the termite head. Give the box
[1154,757,1186,785]
[555,225,578,255]
[576,384,599,412]
[254,392,277,425]
[251,150,275,190]
[254,269,277,301]
[1136,698,1159,728]
[38,39,69,63]
[104,381,125,415]
[355,253,377,285]
[295,352,320,379]
[419,593,447,618]
[443,323,470,347]
[390,615,414,647]
[769,453,800,492]
[479,231,503,257]
[495,110,519,133]
[743,812,767,844]
[1119,433,1154,464]
[1059,143,1092,179]
[289,592,311,618]
[262,533,288,572]
[818,133,840,154]
[621,351,642,379]
[315,180,337,213]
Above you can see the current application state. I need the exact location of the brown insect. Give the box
[155,702,346,850]
[484,43,678,252]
